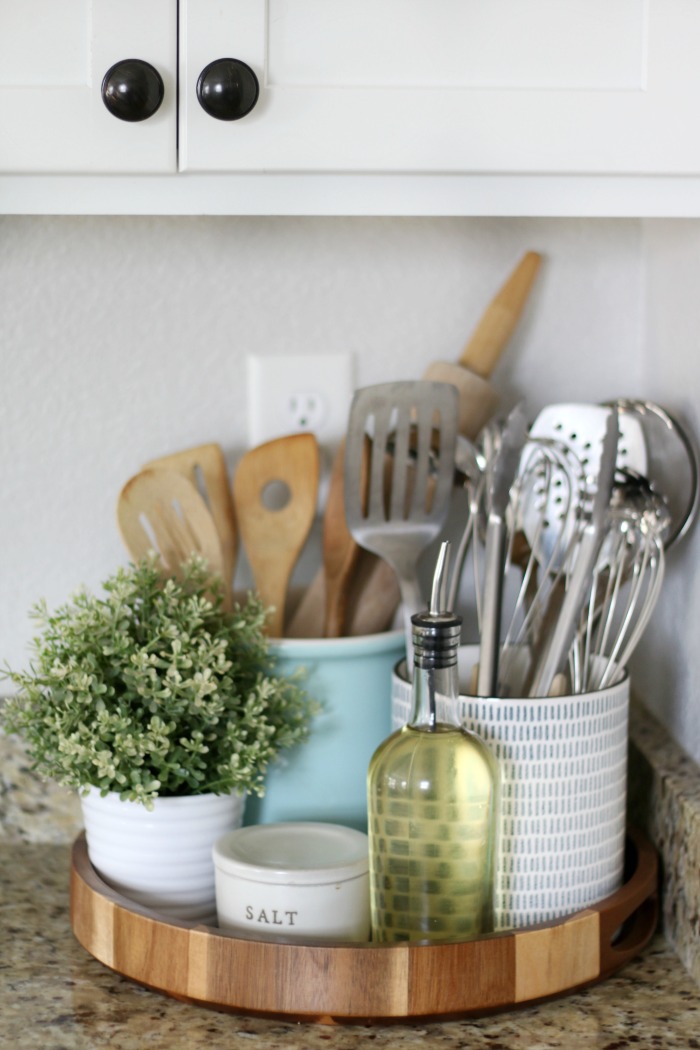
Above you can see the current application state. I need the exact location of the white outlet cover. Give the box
[247,353,354,447]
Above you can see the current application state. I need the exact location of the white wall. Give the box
[635,220,700,762]
[5,215,696,759]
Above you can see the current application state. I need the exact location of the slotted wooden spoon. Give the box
[116,467,225,594]
[233,434,320,637]
[143,442,238,597]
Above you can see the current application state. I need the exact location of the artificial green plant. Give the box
[2,555,314,807]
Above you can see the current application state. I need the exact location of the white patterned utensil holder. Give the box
[391,645,629,931]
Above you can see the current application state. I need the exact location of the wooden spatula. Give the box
[143,443,238,599]
[233,434,320,637]
[322,432,377,637]
[117,467,225,592]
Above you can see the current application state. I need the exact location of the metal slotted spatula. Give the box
[344,381,459,667]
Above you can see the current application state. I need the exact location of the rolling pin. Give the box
[286,250,543,638]
[422,249,542,441]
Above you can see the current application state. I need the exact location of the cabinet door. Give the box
[0,0,176,174]
[180,0,700,176]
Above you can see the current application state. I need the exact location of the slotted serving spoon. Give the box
[527,410,620,697]
[117,467,225,594]
[529,402,647,490]
[604,398,700,549]
[233,433,320,637]
[344,380,458,666]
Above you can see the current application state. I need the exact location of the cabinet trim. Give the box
[3,173,700,217]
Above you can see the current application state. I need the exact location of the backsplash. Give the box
[2,215,700,770]
[628,701,700,985]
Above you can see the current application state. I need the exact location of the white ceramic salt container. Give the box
[213,822,370,943]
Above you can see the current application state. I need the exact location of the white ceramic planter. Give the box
[80,788,245,924]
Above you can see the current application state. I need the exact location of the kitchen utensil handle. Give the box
[529,411,618,697]
[458,251,542,379]
[528,524,599,697]
[477,514,507,696]
[252,572,287,638]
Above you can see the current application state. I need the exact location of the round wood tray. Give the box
[70,828,658,1025]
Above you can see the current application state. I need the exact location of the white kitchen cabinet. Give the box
[179,0,700,176]
[0,0,177,174]
[4,0,700,214]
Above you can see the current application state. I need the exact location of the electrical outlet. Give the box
[247,353,354,448]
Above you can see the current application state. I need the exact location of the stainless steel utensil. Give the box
[530,402,646,486]
[476,405,528,696]
[446,435,487,612]
[528,409,620,697]
[577,470,670,691]
[344,380,459,667]
[496,434,587,695]
[604,398,699,548]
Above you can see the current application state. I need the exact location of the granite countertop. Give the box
[2,703,699,1048]
[1,840,697,1049]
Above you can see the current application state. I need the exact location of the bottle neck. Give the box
[410,611,462,732]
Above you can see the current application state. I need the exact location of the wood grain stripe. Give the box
[514,910,600,1001]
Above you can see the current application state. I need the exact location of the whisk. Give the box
[575,470,671,692]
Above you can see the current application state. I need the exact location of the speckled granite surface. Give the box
[629,700,700,986]
[1,701,699,1047]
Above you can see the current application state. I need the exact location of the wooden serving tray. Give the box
[70,829,658,1025]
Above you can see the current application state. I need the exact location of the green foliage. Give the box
[2,555,315,807]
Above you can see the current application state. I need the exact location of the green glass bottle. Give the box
[367,543,498,943]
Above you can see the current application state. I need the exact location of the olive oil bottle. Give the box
[367,543,498,943]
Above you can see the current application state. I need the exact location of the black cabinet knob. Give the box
[196,58,259,121]
[101,59,165,122]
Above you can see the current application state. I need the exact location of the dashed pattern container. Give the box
[391,646,629,930]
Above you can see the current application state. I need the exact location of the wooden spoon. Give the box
[322,433,376,637]
[233,434,320,637]
[116,468,226,595]
[143,442,238,598]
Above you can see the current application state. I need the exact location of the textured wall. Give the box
[11,215,695,743]
[635,220,700,766]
